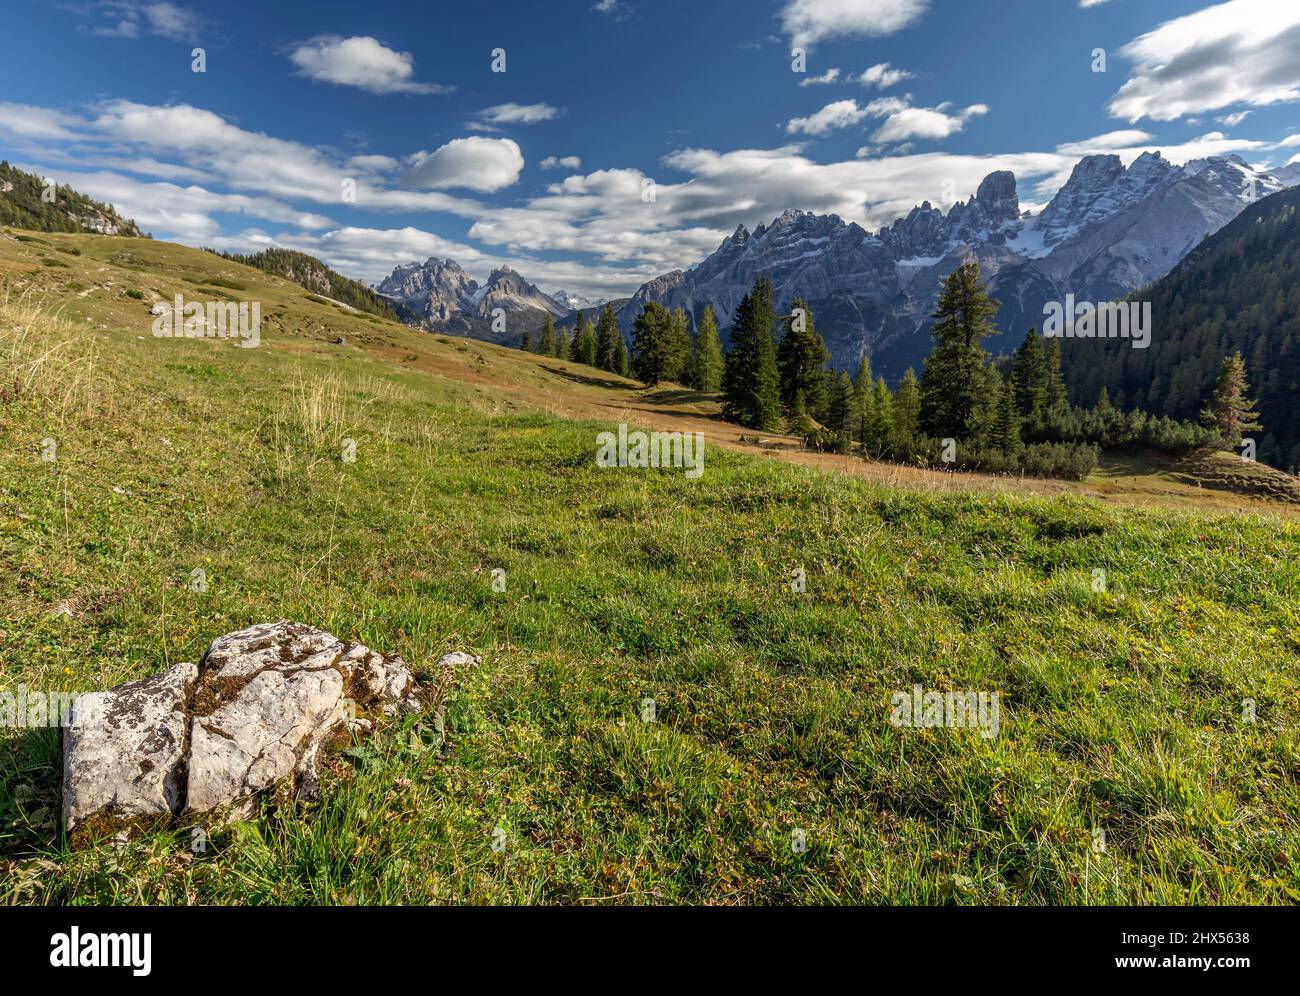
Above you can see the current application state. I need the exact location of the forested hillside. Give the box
[1060,184,1300,469]
[219,247,405,323]
[0,161,144,237]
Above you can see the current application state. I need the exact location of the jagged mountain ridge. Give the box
[375,258,569,327]
[615,152,1286,380]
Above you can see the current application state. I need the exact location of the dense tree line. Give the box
[523,300,723,391]
[566,262,1254,481]
[621,263,1249,481]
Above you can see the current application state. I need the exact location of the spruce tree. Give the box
[919,263,1000,440]
[612,334,629,377]
[972,366,1004,447]
[556,321,570,360]
[1011,328,1048,423]
[864,377,895,456]
[853,357,872,442]
[667,307,692,382]
[595,304,620,372]
[776,298,830,417]
[1200,352,1263,444]
[721,278,782,430]
[823,369,858,451]
[993,373,1023,456]
[1043,338,1069,417]
[631,302,674,385]
[520,326,532,352]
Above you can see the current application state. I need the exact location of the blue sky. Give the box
[2,0,1298,299]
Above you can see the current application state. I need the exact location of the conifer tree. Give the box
[776,298,830,417]
[972,366,1003,447]
[576,313,598,367]
[556,321,570,360]
[612,334,629,377]
[689,304,724,392]
[1043,338,1069,417]
[853,357,872,442]
[919,263,1001,439]
[595,304,620,372]
[520,326,532,352]
[823,369,858,451]
[631,302,676,385]
[1200,352,1263,444]
[539,315,556,356]
[864,377,895,456]
[993,372,1023,456]
[891,368,921,449]
[667,307,692,382]
[1011,328,1048,423]
[721,278,782,430]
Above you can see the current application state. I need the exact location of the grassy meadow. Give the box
[1,231,1298,904]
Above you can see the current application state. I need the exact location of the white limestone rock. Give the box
[62,621,437,837]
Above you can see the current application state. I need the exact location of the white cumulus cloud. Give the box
[781,0,928,48]
[858,63,913,89]
[469,103,561,130]
[404,137,524,192]
[289,35,448,95]
[540,155,583,170]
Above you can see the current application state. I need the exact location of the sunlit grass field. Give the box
[1,251,1298,904]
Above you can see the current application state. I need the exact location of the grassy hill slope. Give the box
[1,231,1298,904]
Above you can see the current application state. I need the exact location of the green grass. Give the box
[1,281,1298,906]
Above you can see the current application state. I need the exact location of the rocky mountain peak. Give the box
[975,170,1020,223]
[376,258,568,324]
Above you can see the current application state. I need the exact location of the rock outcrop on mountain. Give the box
[0,160,145,237]
[615,152,1284,380]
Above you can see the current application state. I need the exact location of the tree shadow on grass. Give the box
[640,387,718,406]
[539,364,636,391]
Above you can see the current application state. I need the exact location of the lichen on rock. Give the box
[61,621,471,841]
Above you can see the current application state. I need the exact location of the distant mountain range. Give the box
[0,161,144,237]
[373,258,579,345]
[377,259,565,318]
[613,153,1296,379]
[370,152,1297,383]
